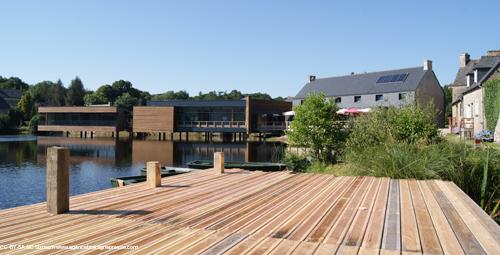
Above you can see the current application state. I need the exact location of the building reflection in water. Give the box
[33,136,285,168]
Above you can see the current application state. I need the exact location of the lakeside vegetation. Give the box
[285,93,499,222]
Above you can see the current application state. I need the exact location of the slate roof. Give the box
[294,66,428,99]
[0,89,22,99]
[452,56,500,87]
[0,89,22,111]
[452,60,478,86]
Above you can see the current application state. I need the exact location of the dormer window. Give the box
[335,97,341,103]
[466,75,471,87]
[474,69,478,83]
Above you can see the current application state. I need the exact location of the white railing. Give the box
[257,121,288,130]
[177,121,246,129]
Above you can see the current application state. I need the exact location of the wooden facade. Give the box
[133,98,292,135]
[37,106,127,134]
[132,106,174,133]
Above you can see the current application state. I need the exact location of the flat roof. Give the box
[38,106,118,113]
[1,169,498,254]
[147,100,246,107]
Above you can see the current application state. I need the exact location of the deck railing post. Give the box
[147,161,161,188]
[46,146,70,214]
[214,152,224,174]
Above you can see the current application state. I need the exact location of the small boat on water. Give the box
[139,166,194,175]
[110,168,190,187]
[186,160,287,171]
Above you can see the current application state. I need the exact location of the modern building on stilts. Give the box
[37,97,292,140]
[37,106,128,138]
[132,96,292,141]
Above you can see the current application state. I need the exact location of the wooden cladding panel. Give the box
[249,99,292,113]
[133,106,174,132]
[38,106,118,113]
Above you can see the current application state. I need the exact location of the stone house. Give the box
[293,60,445,127]
[450,50,500,135]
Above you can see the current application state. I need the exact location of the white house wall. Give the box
[462,88,485,134]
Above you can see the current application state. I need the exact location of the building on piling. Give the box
[132,97,292,138]
[37,106,128,137]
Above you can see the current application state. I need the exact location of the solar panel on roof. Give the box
[376,73,409,84]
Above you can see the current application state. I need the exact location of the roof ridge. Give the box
[313,66,423,81]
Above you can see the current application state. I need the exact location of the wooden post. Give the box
[146,161,161,188]
[214,152,224,174]
[46,146,70,214]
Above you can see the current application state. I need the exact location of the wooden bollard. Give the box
[214,152,224,174]
[46,146,70,214]
[147,161,161,188]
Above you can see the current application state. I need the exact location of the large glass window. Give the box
[176,107,245,122]
[45,113,117,126]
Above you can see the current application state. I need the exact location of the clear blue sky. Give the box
[1,0,499,97]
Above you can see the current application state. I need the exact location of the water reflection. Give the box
[0,136,285,209]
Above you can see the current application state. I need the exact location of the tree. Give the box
[17,92,35,120]
[28,81,66,106]
[66,77,85,106]
[0,76,29,91]
[286,93,346,162]
[115,92,138,111]
[245,92,272,100]
[84,93,107,105]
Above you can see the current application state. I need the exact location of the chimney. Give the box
[460,53,470,67]
[309,75,316,82]
[423,59,432,71]
[487,50,500,57]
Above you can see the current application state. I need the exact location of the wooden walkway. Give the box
[0,169,498,254]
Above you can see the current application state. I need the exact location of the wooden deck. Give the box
[0,169,498,254]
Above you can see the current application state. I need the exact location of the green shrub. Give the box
[28,114,40,133]
[286,93,348,163]
[347,104,439,152]
[282,151,310,172]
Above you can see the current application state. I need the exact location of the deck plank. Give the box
[360,178,390,251]
[381,179,401,252]
[399,179,421,253]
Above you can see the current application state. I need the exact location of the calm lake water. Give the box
[0,135,285,209]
